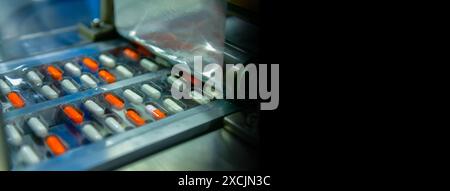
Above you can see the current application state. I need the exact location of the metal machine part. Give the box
[78,0,117,41]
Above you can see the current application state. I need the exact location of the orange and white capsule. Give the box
[64,62,81,77]
[104,93,124,109]
[41,85,59,99]
[18,145,40,165]
[99,54,116,68]
[123,48,140,61]
[82,57,99,72]
[81,124,103,142]
[98,69,116,83]
[7,91,25,108]
[140,59,159,72]
[163,98,184,113]
[80,74,97,88]
[123,89,143,104]
[27,117,48,138]
[83,100,105,116]
[167,75,186,92]
[105,117,124,133]
[26,71,43,86]
[5,124,23,146]
[145,104,166,120]
[45,135,66,156]
[155,56,170,67]
[0,79,11,95]
[61,79,79,93]
[141,84,161,99]
[47,65,63,81]
[125,109,146,126]
[116,65,133,78]
[63,105,83,124]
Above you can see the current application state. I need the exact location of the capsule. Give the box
[84,100,105,116]
[63,105,83,124]
[5,124,22,146]
[126,109,146,126]
[99,54,116,68]
[64,62,81,77]
[98,69,116,83]
[116,65,133,78]
[82,57,99,72]
[81,124,103,142]
[7,91,25,108]
[61,79,78,93]
[19,145,40,165]
[140,59,159,72]
[163,98,184,113]
[0,79,11,95]
[145,104,166,120]
[47,65,63,81]
[167,75,178,84]
[105,117,124,133]
[123,89,143,104]
[190,91,210,105]
[167,76,186,91]
[41,85,59,99]
[45,135,66,156]
[27,117,48,138]
[81,74,97,88]
[140,84,161,99]
[104,93,124,109]
[26,71,43,86]
[123,48,139,61]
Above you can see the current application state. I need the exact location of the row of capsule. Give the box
[0,48,162,109]
[4,77,212,166]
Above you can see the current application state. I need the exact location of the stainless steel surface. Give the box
[222,16,259,64]
[118,127,259,171]
[0,0,99,40]
[224,111,260,147]
[0,124,8,171]
[225,16,259,56]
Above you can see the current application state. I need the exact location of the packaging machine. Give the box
[0,0,260,171]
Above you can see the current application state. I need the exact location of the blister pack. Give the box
[0,40,217,170]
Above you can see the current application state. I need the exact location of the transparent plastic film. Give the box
[114,0,227,77]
